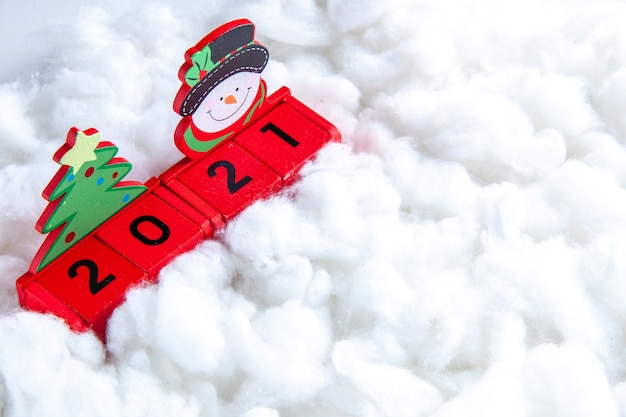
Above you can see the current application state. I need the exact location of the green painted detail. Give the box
[185,129,232,153]
[186,45,215,87]
[244,81,265,124]
[37,144,146,271]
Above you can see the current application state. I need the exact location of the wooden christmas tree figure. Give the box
[30,127,147,273]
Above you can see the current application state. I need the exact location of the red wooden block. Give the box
[160,158,227,230]
[164,141,282,220]
[152,184,215,238]
[16,274,90,333]
[16,271,37,304]
[97,190,205,277]
[16,271,90,333]
[235,87,341,185]
[18,237,147,339]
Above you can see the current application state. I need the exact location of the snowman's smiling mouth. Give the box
[207,87,251,122]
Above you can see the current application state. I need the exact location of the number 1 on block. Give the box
[235,99,340,185]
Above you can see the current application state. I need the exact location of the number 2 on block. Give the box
[68,259,116,295]
[207,160,252,194]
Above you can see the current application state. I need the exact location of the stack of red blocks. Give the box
[16,86,341,340]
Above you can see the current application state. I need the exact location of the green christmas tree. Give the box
[31,127,146,272]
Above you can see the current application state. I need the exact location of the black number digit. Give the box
[207,160,252,194]
[260,122,300,147]
[68,259,116,295]
[130,215,170,245]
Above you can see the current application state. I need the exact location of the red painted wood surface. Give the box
[15,87,341,341]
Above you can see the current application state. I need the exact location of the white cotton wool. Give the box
[430,336,527,417]
[478,182,528,243]
[27,5,182,178]
[108,240,235,375]
[157,239,235,296]
[0,86,40,165]
[334,322,411,369]
[370,85,564,182]
[525,30,598,79]
[230,216,314,306]
[224,197,313,260]
[381,138,479,219]
[115,365,203,417]
[0,313,122,417]
[0,164,52,272]
[578,236,626,328]
[243,253,314,307]
[522,344,617,417]
[326,0,388,33]
[390,269,487,372]
[251,301,330,369]
[597,68,626,141]
[291,176,359,244]
[223,198,340,301]
[106,285,160,366]
[573,4,626,73]
[575,131,626,186]
[284,71,360,139]
[7,1,626,416]
[472,238,608,355]
[229,301,331,407]
[0,256,24,314]
[523,128,567,177]
[332,339,443,417]
[153,279,225,374]
[404,19,458,82]
[114,3,183,56]
[333,39,403,95]
[337,259,414,331]
[358,7,420,54]
[524,160,626,242]
[513,71,600,137]
[242,406,279,417]
[294,144,402,227]
[245,0,333,46]
[409,217,480,275]
[612,381,626,416]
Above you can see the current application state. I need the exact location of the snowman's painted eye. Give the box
[236,87,239,92]
[220,97,223,101]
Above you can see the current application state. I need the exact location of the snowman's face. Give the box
[192,72,262,133]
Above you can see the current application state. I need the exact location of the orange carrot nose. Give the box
[224,95,237,105]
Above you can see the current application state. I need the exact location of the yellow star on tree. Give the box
[60,130,99,173]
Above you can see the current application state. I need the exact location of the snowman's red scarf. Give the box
[176,81,266,159]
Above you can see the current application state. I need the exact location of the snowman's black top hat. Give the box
[176,19,269,117]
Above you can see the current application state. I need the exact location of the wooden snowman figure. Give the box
[173,19,269,159]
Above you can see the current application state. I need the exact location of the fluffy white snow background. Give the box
[2,0,626,416]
